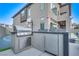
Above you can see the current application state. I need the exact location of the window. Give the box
[40,17,45,30]
[40,4,45,17]
[50,22,57,31]
[50,22,54,30]
[50,3,57,15]
[21,10,25,19]
[52,8,57,15]
[40,23,45,30]
[20,9,27,23]
[58,21,66,29]
[50,3,56,9]
[27,9,31,17]
[50,22,53,28]
[40,3,45,10]
[20,8,31,23]
[21,10,24,15]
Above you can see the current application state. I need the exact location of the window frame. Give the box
[40,17,45,30]
[40,3,45,11]
[20,8,27,23]
[50,3,56,9]
[50,4,57,16]
[40,23,45,30]
[27,8,31,17]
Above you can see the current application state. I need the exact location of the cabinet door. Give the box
[59,34,63,56]
[31,33,44,51]
[45,34,58,55]
[19,37,27,50]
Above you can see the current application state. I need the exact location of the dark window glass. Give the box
[20,9,27,23]
[52,7,57,15]
[40,23,44,30]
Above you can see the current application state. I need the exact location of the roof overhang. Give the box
[12,3,33,18]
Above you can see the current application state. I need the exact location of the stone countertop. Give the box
[11,30,68,35]
[33,31,68,34]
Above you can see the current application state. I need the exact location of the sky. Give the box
[71,3,79,24]
[0,3,26,25]
[0,3,79,25]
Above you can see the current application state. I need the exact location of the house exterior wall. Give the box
[13,14,28,28]
[13,3,49,31]
[59,4,71,32]
[48,3,59,30]
[31,3,49,31]
[13,3,71,32]
[31,3,41,31]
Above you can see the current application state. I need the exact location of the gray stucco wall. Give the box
[13,3,50,31]
[59,5,71,32]
[13,3,71,32]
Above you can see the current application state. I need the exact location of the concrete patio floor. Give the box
[0,43,79,56]
[0,48,52,56]
[69,43,79,56]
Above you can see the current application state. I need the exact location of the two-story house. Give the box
[12,3,70,55]
[12,3,71,32]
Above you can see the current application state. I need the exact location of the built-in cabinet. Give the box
[11,31,68,56]
[31,32,66,56]
[11,34,31,53]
